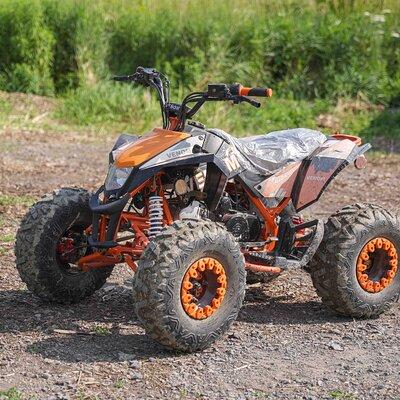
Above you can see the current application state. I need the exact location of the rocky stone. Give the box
[118,352,136,362]
[129,360,141,369]
[328,341,344,351]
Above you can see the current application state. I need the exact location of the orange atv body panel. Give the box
[257,137,360,210]
[115,128,189,168]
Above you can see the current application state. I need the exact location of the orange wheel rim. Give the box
[181,257,227,320]
[356,237,398,293]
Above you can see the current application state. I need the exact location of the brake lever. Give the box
[113,67,163,87]
[111,75,135,82]
[111,73,152,88]
[229,95,261,108]
[241,96,261,108]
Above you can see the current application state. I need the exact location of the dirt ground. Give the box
[1,127,400,400]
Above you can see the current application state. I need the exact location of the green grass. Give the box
[362,108,400,137]
[0,84,396,141]
[0,233,14,243]
[56,83,161,132]
[77,391,99,400]
[1,82,398,142]
[92,325,110,335]
[0,195,36,207]
[0,388,23,400]
[114,378,124,389]
[55,83,399,141]
[0,0,399,141]
[0,98,11,115]
[0,0,400,104]
[330,389,355,399]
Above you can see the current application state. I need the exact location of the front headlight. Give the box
[104,164,132,191]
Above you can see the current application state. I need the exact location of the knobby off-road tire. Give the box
[15,188,113,304]
[132,219,246,352]
[309,203,400,318]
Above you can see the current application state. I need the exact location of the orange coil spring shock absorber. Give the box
[148,196,163,239]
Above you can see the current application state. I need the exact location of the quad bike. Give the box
[15,67,400,352]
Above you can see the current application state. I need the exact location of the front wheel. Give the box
[15,188,113,304]
[132,220,246,352]
[309,203,400,318]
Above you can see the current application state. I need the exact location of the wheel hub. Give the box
[181,257,227,320]
[57,238,76,262]
[356,237,398,293]
[56,230,87,271]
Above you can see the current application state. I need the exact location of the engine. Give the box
[160,168,262,242]
[222,212,262,242]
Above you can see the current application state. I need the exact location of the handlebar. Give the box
[112,67,163,85]
[112,67,171,128]
[111,66,272,131]
[229,84,273,98]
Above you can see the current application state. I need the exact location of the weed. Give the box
[0,233,14,243]
[0,0,399,104]
[92,325,110,335]
[330,389,355,399]
[0,98,11,116]
[0,0,399,141]
[77,391,99,400]
[114,379,124,389]
[252,390,270,398]
[0,195,35,207]
[0,388,23,400]
[26,345,39,354]
[0,142,18,152]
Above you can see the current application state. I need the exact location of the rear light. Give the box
[354,155,367,170]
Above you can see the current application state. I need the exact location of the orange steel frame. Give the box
[77,174,288,272]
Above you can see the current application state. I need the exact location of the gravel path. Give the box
[1,129,399,400]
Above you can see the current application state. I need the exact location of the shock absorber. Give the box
[148,196,164,239]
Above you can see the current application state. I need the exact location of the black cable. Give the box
[149,77,169,129]
[177,92,206,130]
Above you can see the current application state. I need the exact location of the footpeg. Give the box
[245,219,324,270]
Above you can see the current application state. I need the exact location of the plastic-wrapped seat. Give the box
[209,128,327,176]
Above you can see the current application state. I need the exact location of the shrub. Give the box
[56,82,160,130]
[0,0,399,105]
[42,0,108,93]
[0,0,54,95]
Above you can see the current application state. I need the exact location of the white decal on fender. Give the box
[225,148,241,172]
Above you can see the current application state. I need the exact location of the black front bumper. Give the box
[88,186,130,248]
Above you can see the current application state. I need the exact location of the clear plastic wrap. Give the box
[208,128,327,175]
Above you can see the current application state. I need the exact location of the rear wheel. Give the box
[309,203,400,318]
[15,188,113,304]
[132,220,246,352]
